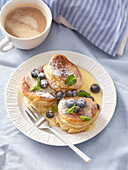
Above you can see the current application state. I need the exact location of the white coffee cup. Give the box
[0,0,52,52]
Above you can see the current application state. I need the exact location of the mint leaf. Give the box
[66,79,77,86]
[36,77,40,87]
[29,77,40,92]
[80,116,91,121]
[66,105,75,114]
[78,91,90,97]
[29,86,36,92]
[65,75,77,86]
[51,105,58,113]
[65,75,74,84]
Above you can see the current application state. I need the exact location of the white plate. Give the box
[5,51,116,146]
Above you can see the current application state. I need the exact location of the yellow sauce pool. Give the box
[78,67,102,108]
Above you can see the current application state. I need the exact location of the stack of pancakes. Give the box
[21,74,56,113]
[20,54,98,133]
[58,97,97,133]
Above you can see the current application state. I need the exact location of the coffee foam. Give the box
[4,7,46,38]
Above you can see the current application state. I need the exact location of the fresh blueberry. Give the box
[38,72,46,80]
[88,96,94,101]
[56,91,64,100]
[79,90,86,92]
[65,90,72,97]
[40,79,49,88]
[46,111,54,118]
[31,69,40,78]
[72,89,78,97]
[74,106,80,113]
[96,104,100,110]
[90,84,100,93]
[66,99,76,108]
[76,98,86,108]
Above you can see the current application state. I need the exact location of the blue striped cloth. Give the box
[1,0,128,56]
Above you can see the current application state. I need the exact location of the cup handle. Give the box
[0,37,14,52]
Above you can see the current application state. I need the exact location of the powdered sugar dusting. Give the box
[58,98,93,117]
[50,62,70,78]
[35,91,54,99]
[25,72,56,99]
[58,99,66,112]
[51,82,58,88]
[80,107,92,117]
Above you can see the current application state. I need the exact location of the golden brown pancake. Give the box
[21,77,56,101]
[43,54,82,92]
[58,97,98,133]
[20,72,57,113]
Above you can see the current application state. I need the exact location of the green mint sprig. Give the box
[51,105,58,113]
[65,75,77,86]
[80,116,91,121]
[78,91,90,97]
[66,105,75,114]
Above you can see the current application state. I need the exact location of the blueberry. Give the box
[31,69,40,78]
[88,96,94,101]
[56,91,64,100]
[90,84,100,93]
[65,90,72,97]
[66,99,76,108]
[74,106,80,113]
[40,79,49,88]
[72,89,78,97]
[79,90,86,92]
[76,98,86,108]
[96,104,100,110]
[38,72,46,80]
[46,111,54,118]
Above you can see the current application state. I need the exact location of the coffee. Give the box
[4,7,46,38]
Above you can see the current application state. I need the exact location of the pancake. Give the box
[20,72,56,113]
[58,97,98,134]
[21,76,56,101]
[43,54,82,92]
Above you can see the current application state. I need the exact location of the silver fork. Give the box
[25,106,91,163]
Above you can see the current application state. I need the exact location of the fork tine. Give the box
[30,105,42,118]
[28,108,38,120]
[25,110,36,123]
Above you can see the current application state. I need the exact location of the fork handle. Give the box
[49,127,91,163]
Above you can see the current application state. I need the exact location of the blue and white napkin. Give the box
[44,0,128,56]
